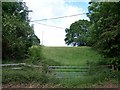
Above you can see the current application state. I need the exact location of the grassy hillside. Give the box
[3,46,119,88]
[42,46,103,66]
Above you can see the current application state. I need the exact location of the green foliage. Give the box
[2,46,119,87]
[2,45,49,84]
[49,66,119,88]
[87,2,120,69]
[42,46,119,87]
[2,66,48,84]
[64,20,91,46]
[2,2,29,22]
[50,71,114,88]
[2,2,40,61]
[27,45,43,64]
[26,45,49,73]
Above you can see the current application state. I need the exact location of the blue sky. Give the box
[24,0,90,46]
[65,2,89,13]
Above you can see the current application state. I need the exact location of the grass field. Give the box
[3,46,119,88]
[41,46,119,87]
[42,46,103,66]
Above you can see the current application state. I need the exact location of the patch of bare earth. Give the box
[2,83,63,88]
[94,81,120,88]
[2,81,120,88]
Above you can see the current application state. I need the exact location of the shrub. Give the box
[26,45,43,65]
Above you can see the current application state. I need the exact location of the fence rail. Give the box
[0,63,26,67]
[1,63,112,78]
[1,63,42,68]
[48,66,90,69]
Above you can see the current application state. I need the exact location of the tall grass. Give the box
[2,66,48,84]
[49,67,119,88]
[2,45,49,84]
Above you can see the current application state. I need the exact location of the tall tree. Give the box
[87,2,120,69]
[64,20,90,46]
[2,2,40,60]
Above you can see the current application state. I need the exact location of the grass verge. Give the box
[2,66,48,84]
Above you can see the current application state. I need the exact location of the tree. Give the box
[87,2,120,70]
[2,2,40,61]
[64,20,90,46]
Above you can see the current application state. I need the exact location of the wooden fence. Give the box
[1,63,112,78]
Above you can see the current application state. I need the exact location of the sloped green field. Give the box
[42,46,103,66]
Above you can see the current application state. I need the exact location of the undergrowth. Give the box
[2,66,48,84]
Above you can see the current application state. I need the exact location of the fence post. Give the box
[112,64,114,72]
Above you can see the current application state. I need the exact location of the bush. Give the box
[26,45,43,65]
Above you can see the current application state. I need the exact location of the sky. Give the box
[23,0,90,46]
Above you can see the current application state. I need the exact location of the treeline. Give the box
[2,2,40,61]
[65,2,120,70]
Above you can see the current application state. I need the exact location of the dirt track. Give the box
[2,82,119,88]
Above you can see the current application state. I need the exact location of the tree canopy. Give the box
[87,2,120,68]
[64,20,90,46]
[2,2,40,60]
[64,2,120,69]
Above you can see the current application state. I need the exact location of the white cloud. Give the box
[23,0,89,46]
